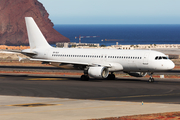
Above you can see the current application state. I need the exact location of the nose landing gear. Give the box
[148,72,154,82]
[148,77,154,82]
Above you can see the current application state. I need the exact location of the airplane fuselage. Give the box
[31,47,175,73]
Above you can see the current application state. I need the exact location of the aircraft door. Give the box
[143,52,149,65]
[44,49,50,59]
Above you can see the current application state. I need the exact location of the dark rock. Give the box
[0,0,70,45]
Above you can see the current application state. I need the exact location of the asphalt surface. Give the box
[0,74,180,104]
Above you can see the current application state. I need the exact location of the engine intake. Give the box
[88,67,109,79]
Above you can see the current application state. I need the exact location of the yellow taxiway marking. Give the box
[27,78,69,81]
[6,103,62,107]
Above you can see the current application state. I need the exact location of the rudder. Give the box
[25,17,51,49]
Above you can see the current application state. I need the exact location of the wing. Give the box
[30,58,112,68]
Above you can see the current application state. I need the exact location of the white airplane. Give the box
[21,17,175,82]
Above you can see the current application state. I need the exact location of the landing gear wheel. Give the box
[107,74,115,80]
[148,72,154,83]
[148,77,154,83]
[81,75,89,81]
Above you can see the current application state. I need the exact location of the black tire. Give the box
[148,78,154,83]
[81,75,89,81]
[107,74,115,80]
[111,74,115,80]
[85,75,89,81]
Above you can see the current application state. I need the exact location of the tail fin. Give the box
[25,17,51,49]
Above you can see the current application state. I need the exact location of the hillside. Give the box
[0,0,70,45]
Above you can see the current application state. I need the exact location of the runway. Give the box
[0,74,180,103]
[1,74,180,119]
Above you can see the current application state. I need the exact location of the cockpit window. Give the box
[155,56,169,60]
[162,56,168,59]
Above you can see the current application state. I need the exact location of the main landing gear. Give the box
[81,67,89,81]
[81,75,89,81]
[107,72,115,80]
[148,72,154,82]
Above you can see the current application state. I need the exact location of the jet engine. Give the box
[88,67,109,79]
[126,72,147,77]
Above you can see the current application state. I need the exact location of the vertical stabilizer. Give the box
[25,17,51,49]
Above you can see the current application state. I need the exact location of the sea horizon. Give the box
[54,24,180,46]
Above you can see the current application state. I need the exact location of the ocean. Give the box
[54,24,180,46]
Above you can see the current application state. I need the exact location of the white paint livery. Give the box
[22,17,175,82]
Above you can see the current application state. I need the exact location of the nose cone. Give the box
[167,61,175,70]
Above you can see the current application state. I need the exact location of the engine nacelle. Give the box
[88,67,109,79]
[127,72,147,77]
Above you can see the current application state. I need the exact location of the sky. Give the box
[38,0,180,24]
